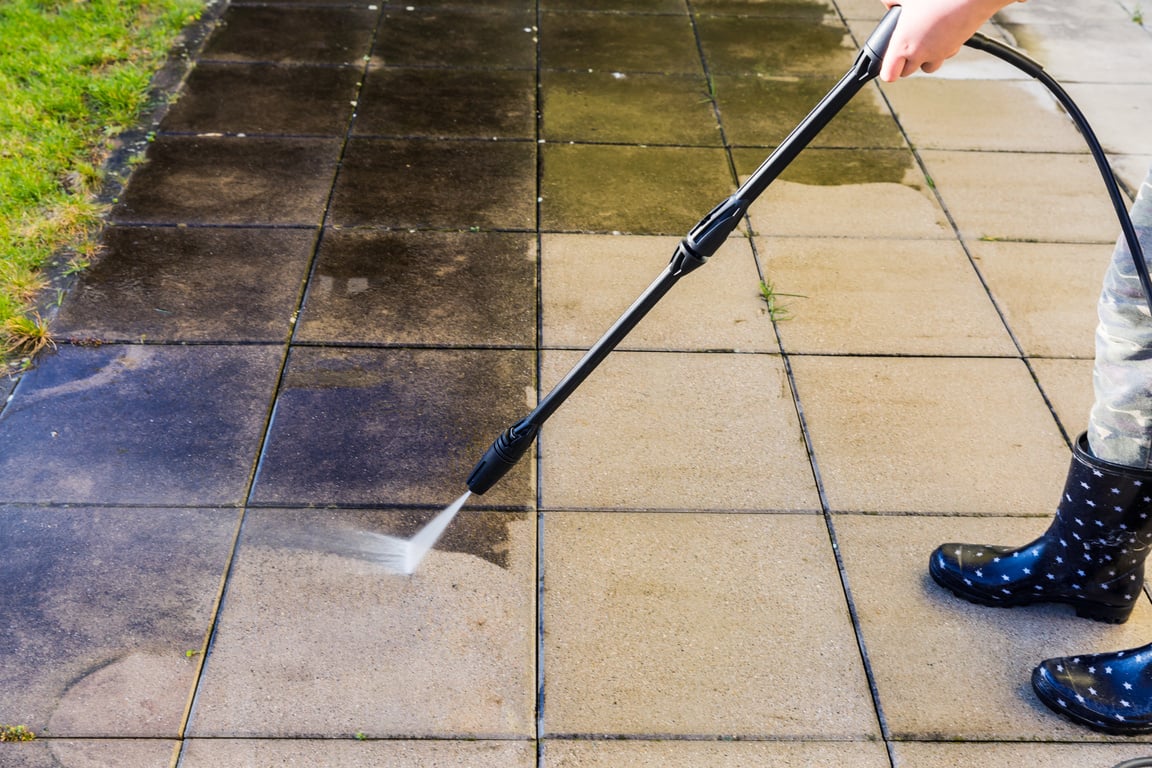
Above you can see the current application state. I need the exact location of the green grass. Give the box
[0,0,205,366]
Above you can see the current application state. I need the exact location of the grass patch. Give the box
[0,0,206,367]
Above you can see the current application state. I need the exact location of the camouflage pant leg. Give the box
[1088,165,1152,470]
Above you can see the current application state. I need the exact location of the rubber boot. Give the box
[929,433,1152,624]
[1033,642,1152,735]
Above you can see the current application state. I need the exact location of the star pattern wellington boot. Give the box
[929,433,1152,624]
[1032,642,1152,735]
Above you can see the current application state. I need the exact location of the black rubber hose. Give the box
[1110,759,1152,768]
[963,32,1152,317]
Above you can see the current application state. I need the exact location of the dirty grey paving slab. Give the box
[835,515,1152,741]
[540,70,719,146]
[181,739,535,767]
[250,347,535,509]
[0,344,281,506]
[540,233,773,353]
[734,148,952,239]
[539,350,819,511]
[693,0,837,16]
[539,11,702,74]
[200,6,380,65]
[0,740,178,768]
[891,741,1152,768]
[160,62,361,136]
[53,226,317,343]
[328,138,536,230]
[541,739,890,766]
[377,8,537,69]
[758,236,1015,356]
[540,144,732,235]
[790,356,1070,514]
[110,136,342,226]
[355,67,536,139]
[695,12,858,76]
[542,0,685,10]
[542,512,878,738]
[969,240,1108,359]
[188,508,535,738]
[1031,357,1095,436]
[296,229,536,347]
[919,150,1121,244]
[714,76,903,150]
[881,77,1087,152]
[0,506,238,736]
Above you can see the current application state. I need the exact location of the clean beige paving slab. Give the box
[892,741,1152,768]
[541,233,774,353]
[539,350,820,511]
[1113,154,1152,197]
[970,240,1108,358]
[790,356,1069,514]
[757,236,1015,356]
[541,512,879,739]
[1064,83,1152,157]
[996,14,1152,84]
[189,508,536,739]
[1031,357,1095,437]
[541,739,890,767]
[180,739,535,767]
[881,78,1085,152]
[740,151,953,240]
[835,515,1152,741]
[920,150,1120,244]
[5,739,178,768]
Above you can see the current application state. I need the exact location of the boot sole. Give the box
[928,560,1134,624]
[1032,668,1152,736]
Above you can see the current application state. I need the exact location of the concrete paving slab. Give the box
[758,236,1016,356]
[541,512,879,739]
[920,150,1121,244]
[1031,358,1096,437]
[996,15,1152,85]
[0,506,238,736]
[250,347,536,509]
[1114,154,1152,195]
[200,5,380,66]
[835,514,1152,741]
[540,144,733,235]
[695,13,858,76]
[539,350,819,511]
[540,233,773,353]
[110,136,342,227]
[969,240,1108,358]
[540,70,719,146]
[53,226,317,344]
[296,229,537,347]
[791,355,1069,514]
[355,67,537,140]
[159,62,361,136]
[0,345,281,506]
[736,148,953,239]
[378,8,538,70]
[1065,83,1152,157]
[188,508,536,738]
[541,738,890,766]
[1,739,178,768]
[892,741,1152,768]
[181,738,536,767]
[539,11,702,74]
[328,138,536,230]
[883,77,1086,152]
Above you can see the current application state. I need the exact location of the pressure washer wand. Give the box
[464,8,903,495]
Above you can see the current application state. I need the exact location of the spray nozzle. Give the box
[466,418,540,495]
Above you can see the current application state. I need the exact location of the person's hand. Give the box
[879,0,1021,82]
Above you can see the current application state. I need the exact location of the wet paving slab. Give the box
[295,229,536,347]
[200,5,380,66]
[377,8,538,70]
[0,344,281,506]
[249,347,536,509]
[539,12,703,74]
[110,136,342,226]
[0,506,238,736]
[53,226,317,343]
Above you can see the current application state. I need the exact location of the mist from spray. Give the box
[352,490,473,574]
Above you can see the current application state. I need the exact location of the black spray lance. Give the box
[355,6,1152,574]
[466,7,904,495]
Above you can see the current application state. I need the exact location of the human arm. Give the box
[878,0,1025,82]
